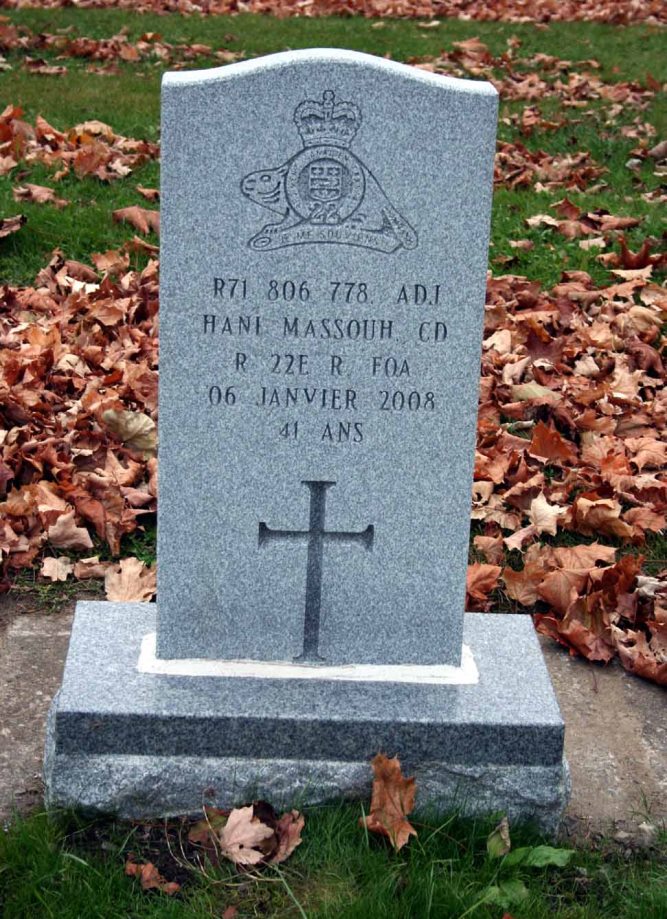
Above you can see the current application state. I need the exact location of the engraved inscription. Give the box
[240,91,418,253]
[258,480,374,662]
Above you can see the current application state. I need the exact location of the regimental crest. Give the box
[240,90,418,254]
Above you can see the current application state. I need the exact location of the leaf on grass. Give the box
[101,409,157,456]
[13,183,69,208]
[40,556,74,582]
[270,809,305,864]
[482,879,528,909]
[112,205,160,236]
[218,805,275,865]
[137,185,160,201]
[125,860,180,896]
[361,753,417,852]
[487,816,511,858]
[0,214,26,238]
[504,845,574,868]
[105,557,156,602]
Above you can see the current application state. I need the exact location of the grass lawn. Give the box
[1,806,666,918]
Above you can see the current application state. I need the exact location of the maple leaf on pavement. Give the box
[361,753,417,852]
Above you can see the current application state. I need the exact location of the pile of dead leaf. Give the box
[0,104,159,185]
[0,249,159,598]
[1,0,665,26]
[465,262,666,685]
[0,18,243,74]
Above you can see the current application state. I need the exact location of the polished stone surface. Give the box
[45,603,567,831]
[158,50,498,664]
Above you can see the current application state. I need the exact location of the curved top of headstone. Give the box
[162,47,498,97]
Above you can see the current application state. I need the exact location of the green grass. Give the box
[1,12,664,285]
[1,806,666,919]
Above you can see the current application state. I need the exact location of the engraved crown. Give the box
[294,90,361,148]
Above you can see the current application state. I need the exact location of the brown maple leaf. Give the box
[613,624,667,686]
[270,809,305,864]
[104,557,156,602]
[466,562,502,607]
[361,753,417,852]
[218,805,275,865]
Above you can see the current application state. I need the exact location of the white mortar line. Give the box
[137,632,479,685]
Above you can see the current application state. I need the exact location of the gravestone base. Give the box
[44,603,569,834]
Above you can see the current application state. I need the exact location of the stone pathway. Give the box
[1,605,665,844]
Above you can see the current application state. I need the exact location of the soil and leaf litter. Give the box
[1,12,665,685]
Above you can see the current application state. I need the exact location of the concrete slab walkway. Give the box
[1,605,665,843]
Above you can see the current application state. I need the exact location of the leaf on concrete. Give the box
[361,753,417,852]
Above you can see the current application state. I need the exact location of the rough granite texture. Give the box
[44,604,568,831]
[158,50,498,665]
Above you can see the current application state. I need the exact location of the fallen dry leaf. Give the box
[13,183,69,208]
[361,753,417,852]
[0,213,26,238]
[112,205,160,236]
[47,510,94,551]
[218,805,275,866]
[40,556,74,582]
[101,409,157,456]
[125,860,180,896]
[105,557,156,602]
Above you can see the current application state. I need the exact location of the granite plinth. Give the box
[44,603,568,832]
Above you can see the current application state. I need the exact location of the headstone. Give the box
[45,50,568,832]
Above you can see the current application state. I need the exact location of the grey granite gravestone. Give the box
[44,49,569,832]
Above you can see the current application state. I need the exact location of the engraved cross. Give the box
[258,480,374,662]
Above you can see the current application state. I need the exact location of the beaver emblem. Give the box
[240,90,418,254]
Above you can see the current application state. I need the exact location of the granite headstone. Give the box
[45,50,569,832]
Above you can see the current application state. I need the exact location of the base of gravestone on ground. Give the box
[44,602,568,834]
